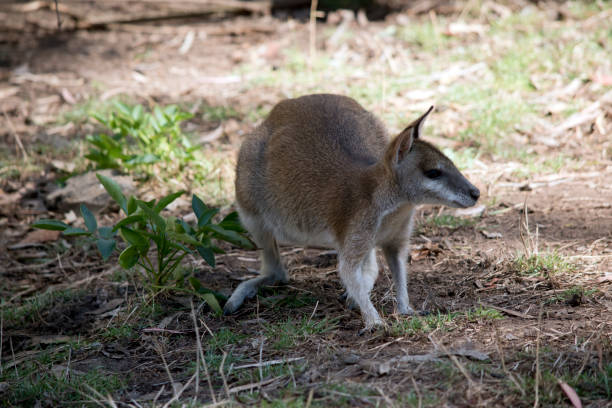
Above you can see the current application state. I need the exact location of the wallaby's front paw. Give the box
[358,320,388,336]
[398,305,416,316]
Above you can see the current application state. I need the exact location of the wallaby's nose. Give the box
[470,187,480,201]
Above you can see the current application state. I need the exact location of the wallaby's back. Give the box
[236,94,388,244]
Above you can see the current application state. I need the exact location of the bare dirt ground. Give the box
[1,1,611,407]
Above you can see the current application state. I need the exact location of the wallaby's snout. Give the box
[469,185,480,202]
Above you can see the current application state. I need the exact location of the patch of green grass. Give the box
[60,96,128,125]
[547,286,597,305]
[316,382,380,407]
[1,351,125,407]
[397,390,441,407]
[514,252,575,277]
[202,105,240,122]
[264,317,338,350]
[425,214,477,229]
[1,289,80,327]
[395,20,451,53]
[260,293,318,309]
[444,85,536,159]
[207,327,247,350]
[390,312,458,336]
[100,325,136,341]
[513,363,612,406]
[465,306,504,322]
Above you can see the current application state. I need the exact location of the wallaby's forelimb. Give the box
[383,245,414,315]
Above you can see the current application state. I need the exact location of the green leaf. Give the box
[114,101,132,118]
[32,219,68,231]
[191,194,207,220]
[197,208,219,228]
[202,293,222,316]
[120,227,149,253]
[80,204,97,232]
[131,104,143,122]
[166,231,201,246]
[137,200,166,232]
[218,211,246,232]
[177,219,193,234]
[196,246,215,267]
[127,196,138,215]
[113,214,145,231]
[153,191,184,214]
[96,173,127,214]
[96,238,116,260]
[207,225,254,249]
[189,277,227,301]
[63,227,90,236]
[98,226,114,239]
[125,154,159,165]
[118,245,139,269]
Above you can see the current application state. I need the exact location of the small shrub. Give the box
[33,173,253,312]
[86,102,196,175]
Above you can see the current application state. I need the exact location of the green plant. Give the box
[514,253,574,277]
[85,102,196,173]
[466,306,504,321]
[33,173,253,311]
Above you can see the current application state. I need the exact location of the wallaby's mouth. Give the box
[451,187,480,208]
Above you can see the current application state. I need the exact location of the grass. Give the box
[514,252,575,277]
[1,349,125,407]
[465,306,504,322]
[264,317,338,350]
[0,289,81,327]
[424,214,477,229]
[390,312,458,336]
[547,286,598,305]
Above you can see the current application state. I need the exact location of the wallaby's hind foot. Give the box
[223,216,287,315]
[223,273,284,315]
[338,291,358,310]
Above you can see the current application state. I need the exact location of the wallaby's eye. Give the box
[424,169,442,179]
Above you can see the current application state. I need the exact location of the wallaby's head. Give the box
[384,106,480,208]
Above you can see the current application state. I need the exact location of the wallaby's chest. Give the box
[375,204,415,245]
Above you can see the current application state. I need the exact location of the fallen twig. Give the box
[233,357,304,370]
[479,302,536,320]
[227,375,283,394]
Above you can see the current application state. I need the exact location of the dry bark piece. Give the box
[46,170,135,213]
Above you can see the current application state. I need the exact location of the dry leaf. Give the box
[17,229,60,245]
[558,380,582,408]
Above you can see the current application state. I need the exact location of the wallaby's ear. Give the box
[385,106,434,166]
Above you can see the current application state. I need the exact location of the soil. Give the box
[0,1,610,407]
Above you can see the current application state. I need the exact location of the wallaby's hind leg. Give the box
[383,245,415,315]
[223,216,287,315]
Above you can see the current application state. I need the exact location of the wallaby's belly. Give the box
[269,217,337,248]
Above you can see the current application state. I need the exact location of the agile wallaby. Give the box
[224,94,480,331]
